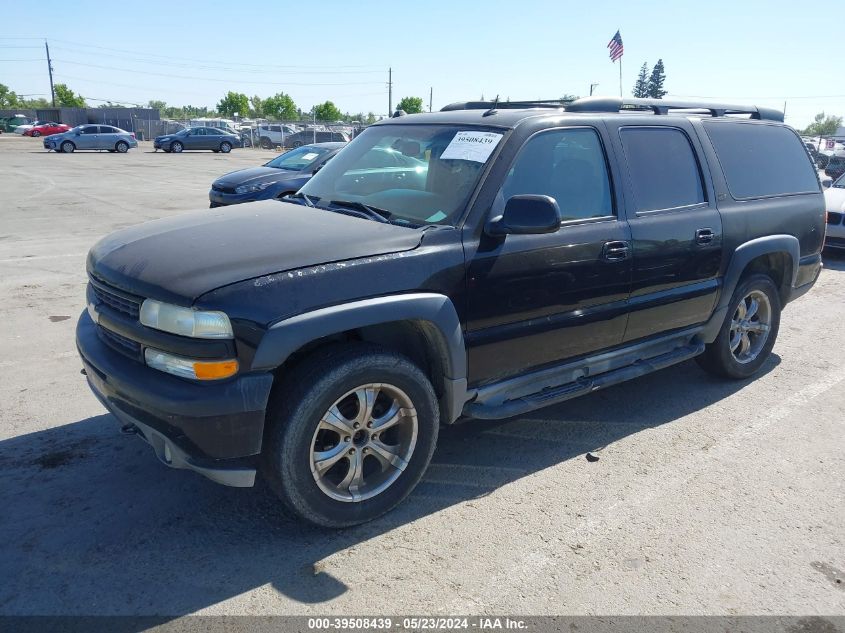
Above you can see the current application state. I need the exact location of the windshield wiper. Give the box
[327,200,393,224]
[285,192,318,207]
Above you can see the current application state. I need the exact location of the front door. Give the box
[465,126,633,386]
[76,125,99,149]
[605,122,723,342]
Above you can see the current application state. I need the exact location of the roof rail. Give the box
[566,96,784,122]
[441,96,784,122]
[440,99,571,112]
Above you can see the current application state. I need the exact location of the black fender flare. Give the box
[701,234,799,343]
[251,293,468,422]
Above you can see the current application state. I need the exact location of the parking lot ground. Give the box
[0,133,843,617]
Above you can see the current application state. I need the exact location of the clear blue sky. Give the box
[1,0,841,129]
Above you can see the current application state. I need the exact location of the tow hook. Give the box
[120,423,139,435]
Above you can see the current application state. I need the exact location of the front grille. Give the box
[90,279,141,319]
[212,183,236,194]
[827,212,844,226]
[97,326,142,359]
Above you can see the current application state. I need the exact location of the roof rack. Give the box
[440,96,783,122]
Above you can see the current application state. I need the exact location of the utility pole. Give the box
[429,87,433,112]
[388,67,393,116]
[45,40,55,107]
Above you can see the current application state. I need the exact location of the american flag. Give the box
[607,30,624,62]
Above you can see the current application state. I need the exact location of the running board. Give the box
[464,342,705,420]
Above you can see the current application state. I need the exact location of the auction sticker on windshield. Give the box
[440,131,503,162]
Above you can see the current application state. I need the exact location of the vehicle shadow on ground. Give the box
[0,355,779,616]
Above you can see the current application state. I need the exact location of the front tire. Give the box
[696,274,781,379]
[261,344,439,528]
[219,142,232,153]
[60,141,75,153]
[31,130,41,137]
[170,141,183,153]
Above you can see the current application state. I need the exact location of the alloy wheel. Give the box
[729,289,772,364]
[309,383,418,502]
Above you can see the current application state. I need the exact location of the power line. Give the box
[49,45,383,75]
[52,59,384,86]
[49,37,382,70]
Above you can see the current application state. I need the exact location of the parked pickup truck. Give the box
[77,97,825,527]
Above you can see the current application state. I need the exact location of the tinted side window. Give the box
[270,125,281,132]
[206,128,221,135]
[499,127,614,221]
[620,127,705,212]
[100,126,118,133]
[704,121,819,199]
[80,126,99,135]
[192,128,205,136]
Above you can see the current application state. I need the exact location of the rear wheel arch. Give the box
[701,235,798,343]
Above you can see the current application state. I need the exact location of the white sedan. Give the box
[825,173,845,252]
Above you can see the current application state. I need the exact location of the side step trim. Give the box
[464,342,705,420]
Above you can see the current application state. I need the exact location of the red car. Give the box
[24,122,71,137]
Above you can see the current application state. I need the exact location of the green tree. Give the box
[313,100,342,122]
[249,95,264,118]
[216,91,249,117]
[263,92,298,120]
[803,112,843,136]
[54,83,85,108]
[632,62,649,98]
[0,83,20,108]
[396,96,423,114]
[147,100,167,115]
[365,112,377,124]
[646,59,667,99]
[20,96,49,108]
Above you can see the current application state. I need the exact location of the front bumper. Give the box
[76,310,273,487]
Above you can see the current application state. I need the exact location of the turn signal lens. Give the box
[144,348,238,381]
[193,359,239,380]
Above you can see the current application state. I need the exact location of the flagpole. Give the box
[619,58,623,97]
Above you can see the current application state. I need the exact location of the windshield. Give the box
[265,145,332,171]
[835,173,845,188]
[299,124,504,226]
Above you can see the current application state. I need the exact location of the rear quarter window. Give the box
[703,121,819,199]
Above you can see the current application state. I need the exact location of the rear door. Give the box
[605,120,723,342]
[97,126,118,149]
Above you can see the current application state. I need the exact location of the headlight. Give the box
[145,348,238,380]
[235,181,273,194]
[139,299,233,339]
[159,137,171,142]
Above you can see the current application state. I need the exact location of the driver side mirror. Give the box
[821,178,833,189]
[486,195,562,236]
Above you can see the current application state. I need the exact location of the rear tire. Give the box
[696,274,781,379]
[291,140,303,148]
[60,141,75,153]
[115,141,129,153]
[261,344,439,528]
[260,137,272,149]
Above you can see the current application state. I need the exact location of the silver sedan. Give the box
[44,125,139,153]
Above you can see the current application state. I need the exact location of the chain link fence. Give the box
[125,116,367,150]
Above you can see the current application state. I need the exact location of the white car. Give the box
[824,173,845,252]
[14,120,42,135]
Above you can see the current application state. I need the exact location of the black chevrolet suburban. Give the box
[77,97,825,527]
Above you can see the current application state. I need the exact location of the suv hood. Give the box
[215,166,298,187]
[88,200,423,304]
